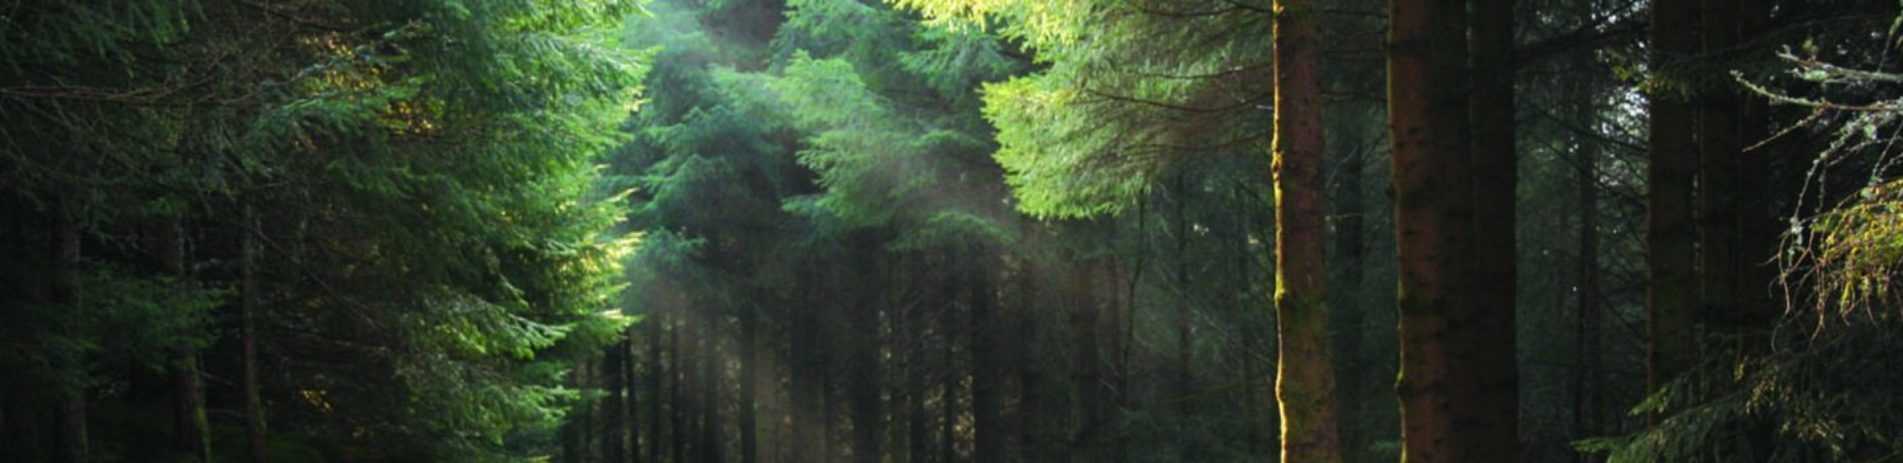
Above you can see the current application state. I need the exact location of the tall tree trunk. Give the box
[741,299,760,463]
[646,307,666,463]
[821,296,839,463]
[1737,0,1778,335]
[52,201,90,463]
[241,202,268,463]
[1389,0,1507,460]
[1699,0,1743,345]
[627,336,643,463]
[1645,0,1700,415]
[791,270,818,463]
[1067,255,1103,463]
[700,314,722,463]
[849,241,884,463]
[607,339,628,463]
[971,253,1004,463]
[939,268,958,463]
[1468,0,1521,459]
[906,263,931,463]
[1016,241,1055,463]
[1271,1,1343,461]
[1735,6,1780,457]
[671,313,686,463]
[569,359,594,463]
[1106,253,1130,463]
[162,219,211,462]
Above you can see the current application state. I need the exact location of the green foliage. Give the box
[894,0,1271,218]
[1582,326,1903,462]
[0,0,650,459]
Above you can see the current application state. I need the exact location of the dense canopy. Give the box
[4,0,1903,462]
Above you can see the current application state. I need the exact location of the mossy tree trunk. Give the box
[1271,1,1343,461]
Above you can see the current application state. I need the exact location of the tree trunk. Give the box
[791,269,818,463]
[52,201,89,463]
[1737,0,1778,335]
[741,298,760,463]
[906,263,930,463]
[1016,240,1055,463]
[1645,0,1700,415]
[1106,253,1130,463]
[700,314,722,463]
[1271,1,1343,461]
[939,261,960,463]
[646,306,666,463]
[568,360,593,463]
[1699,0,1744,344]
[1389,0,1504,460]
[627,336,643,463]
[607,339,628,463]
[971,253,1004,463]
[1468,0,1521,459]
[1067,255,1103,463]
[241,202,269,463]
[671,312,686,463]
[849,241,884,463]
[162,219,212,462]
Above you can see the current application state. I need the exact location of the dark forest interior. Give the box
[4,0,1903,461]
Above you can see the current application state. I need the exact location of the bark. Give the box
[1699,0,1744,339]
[971,253,1005,463]
[1106,254,1131,463]
[848,241,884,463]
[821,295,839,463]
[906,263,930,463]
[1468,0,1522,459]
[241,203,268,463]
[741,298,760,463]
[938,269,957,463]
[646,306,666,463]
[1737,0,1778,334]
[700,314,722,463]
[567,360,593,463]
[1645,0,1700,414]
[1272,1,1343,461]
[671,313,686,463]
[627,337,643,463]
[791,270,819,463]
[52,202,89,463]
[1067,255,1103,463]
[606,340,628,463]
[161,219,211,462]
[1016,240,1056,463]
[1389,0,1502,460]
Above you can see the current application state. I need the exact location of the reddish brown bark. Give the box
[1391,0,1521,460]
[1271,1,1342,461]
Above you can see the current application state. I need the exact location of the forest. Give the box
[2,0,1902,461]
